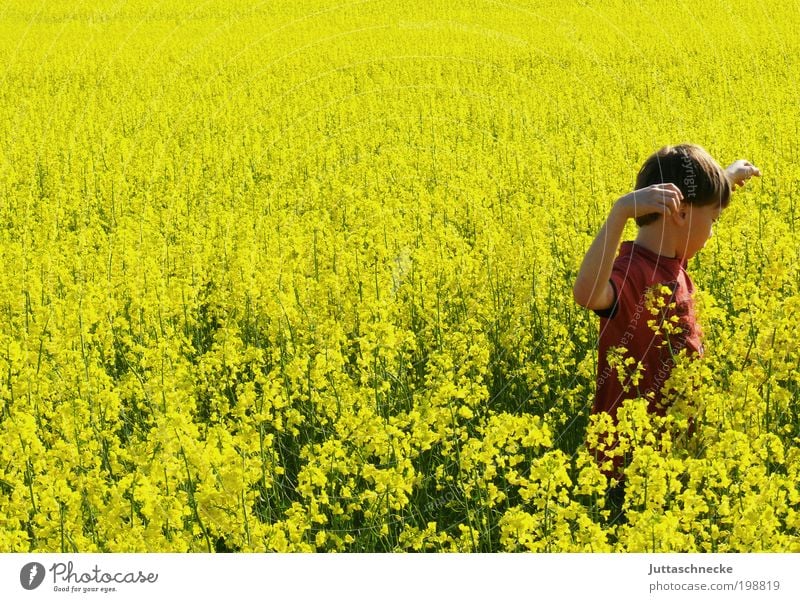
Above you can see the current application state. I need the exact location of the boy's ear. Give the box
[671,204,688,226]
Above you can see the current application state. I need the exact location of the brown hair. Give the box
[634,144,731,227]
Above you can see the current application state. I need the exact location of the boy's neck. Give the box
[634,225,680,259]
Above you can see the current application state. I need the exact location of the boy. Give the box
[573,144,760,477]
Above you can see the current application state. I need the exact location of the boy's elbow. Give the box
[573,279,611,311]
[573,281,591,308]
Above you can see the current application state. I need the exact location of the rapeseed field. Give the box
[0,0,798,552]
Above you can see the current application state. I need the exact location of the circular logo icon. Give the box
[20,562,46,590]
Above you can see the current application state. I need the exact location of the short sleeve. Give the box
[592,260,643,322]
[592,278,618,319]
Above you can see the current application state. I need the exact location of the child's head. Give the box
[635,144,731,258]
[635,144,731,227]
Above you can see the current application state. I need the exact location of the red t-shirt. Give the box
[588,241,703,476]
[593,241,704,415]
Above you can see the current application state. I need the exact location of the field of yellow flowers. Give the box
[0,0,798,552]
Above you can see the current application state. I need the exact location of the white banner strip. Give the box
[2,553,798,601]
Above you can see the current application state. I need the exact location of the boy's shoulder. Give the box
[609,242,651,288]
[612,241,685,282]
[597,242,685,319]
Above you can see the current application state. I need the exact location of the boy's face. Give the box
[679,202,723,259]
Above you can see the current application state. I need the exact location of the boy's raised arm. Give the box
[725,160,761,188]
[573,184,684,311]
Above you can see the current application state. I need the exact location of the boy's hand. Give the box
[574,184,680,310]
[726,160,761,189]
[613,183,684,221]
